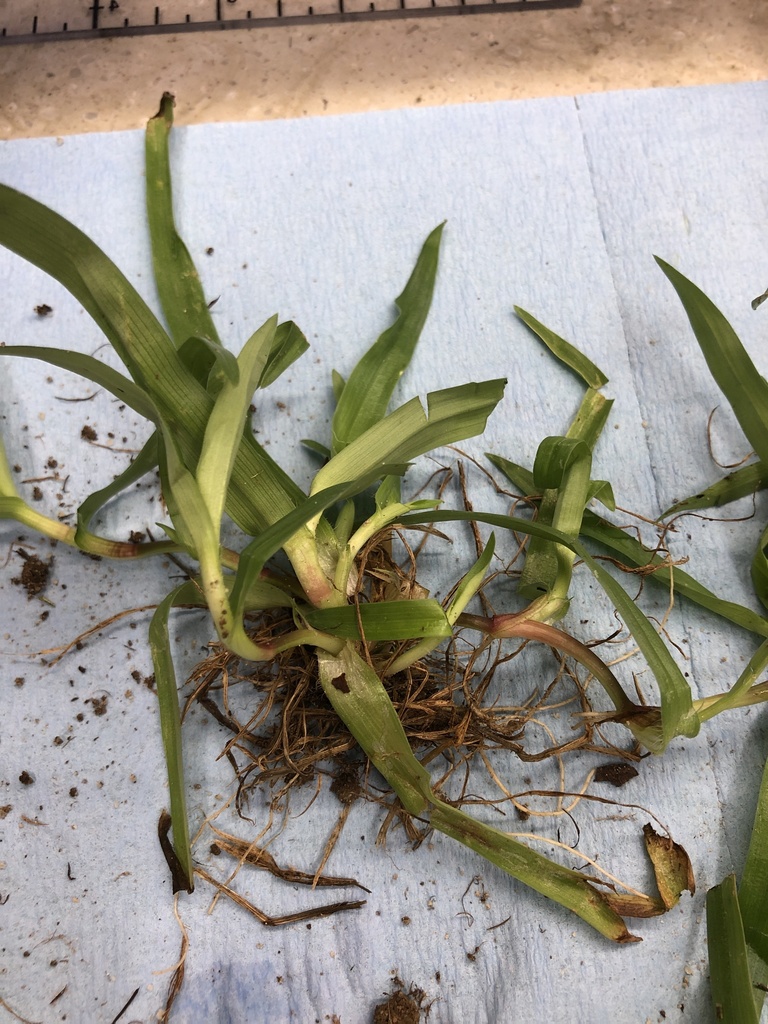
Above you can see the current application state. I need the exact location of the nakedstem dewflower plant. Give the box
[2,95,768,1000]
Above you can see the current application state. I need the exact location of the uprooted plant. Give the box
[3,95,768,971]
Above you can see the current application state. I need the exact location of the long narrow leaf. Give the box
[514,306,609,389]
[739,755,768,975]
[145,92,222,348]
[331,223,444,454]
[581,512,768,639]
[707,875,760,1024]
[148,585,200,892]
[76,433,159,539]
[656,258,768,467]
[196,316,276,527]
[304,599,451,640]
[0,346,158,422]
[662,462,768,516]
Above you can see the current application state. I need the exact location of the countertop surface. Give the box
[1,0,766,139]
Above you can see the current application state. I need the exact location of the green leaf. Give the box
[707,875,760,1024]
[586,479,616,510]
[196,316,277,528]
[157,426,218,562]
[489,453,768,638]
[739,755,768,973]
[375,475,402,511]
[656,258,768,467]
[331,223,444,454]
[178,335,239,393]
[0,184,210,426]
[149,583,202,892]
[76,433,159,540]
[533,437,591,490]
[145,92,222,348]
[752,522,768,613]
[519,388,612,606]
[486,453,536,495]
[301,439,331,461]
[514,306,609,389]
[313,379,506,495]
[0,346,158,423]
[580,511,768,639]
[304,599,451,640]
[259,321,309,389]
[332,369,345,403]
[662,462,768,516]
[570,389,614,449]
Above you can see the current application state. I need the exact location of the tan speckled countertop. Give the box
[0,0,766,139]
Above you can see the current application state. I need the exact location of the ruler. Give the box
[1,0,580,44]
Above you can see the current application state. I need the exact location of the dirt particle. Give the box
[330,763,361,806]
[80,424,98,442]
[0,805,12,819]
[372,989,421,1024]
[11,548,52,599]
[35,304,53,317]
[129,530,146,543]
[594,763,639,788]
[46,457,58,469]
[205,246,214,255]
[131,669,155,690]
[19,771,35,786]
[69,787,78,798]
[87,695,108,717]
[14,677,24,688]
[32,486,43,501]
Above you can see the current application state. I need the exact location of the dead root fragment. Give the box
[195,866,366,926]
[208,825,370,892]
[157,895,189,1024]
[0,996,43,1024]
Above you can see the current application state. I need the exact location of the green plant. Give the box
[2,95,768,974]
[649,264,768,1022]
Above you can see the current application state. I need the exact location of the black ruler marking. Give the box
[1,0,580,44]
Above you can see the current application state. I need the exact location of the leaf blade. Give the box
[145,92,222,347]
[331,223,444,453]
